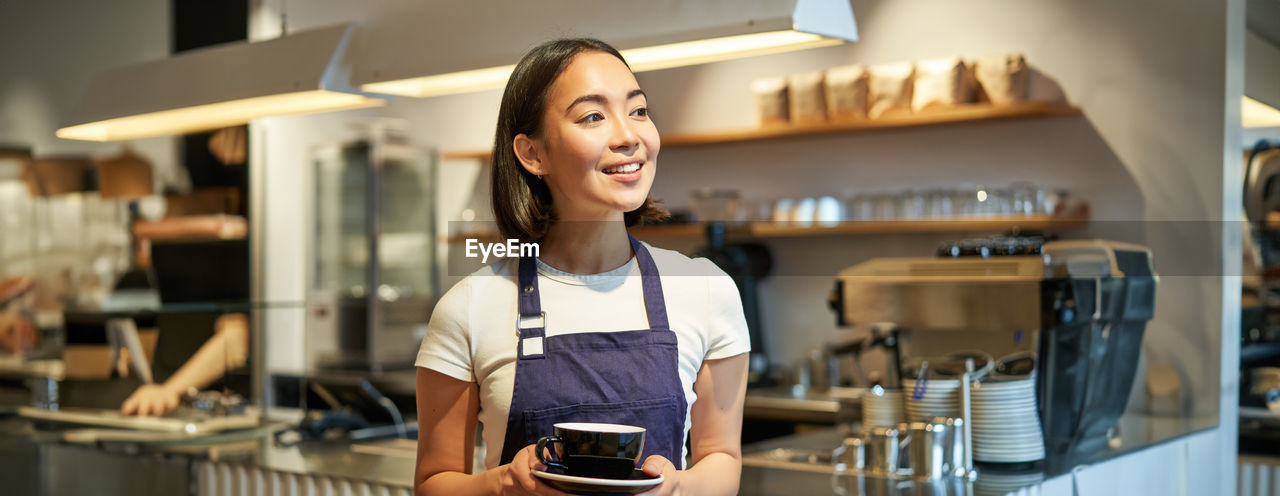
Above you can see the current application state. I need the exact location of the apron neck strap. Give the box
[517,253,542,318]
[629,235,670,330]
[516,234,669,330]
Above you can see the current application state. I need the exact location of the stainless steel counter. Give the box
[0,414,417,495]
[739,411,1218,496]
[0,402,1218,496]
[743,386,859,424]
[0,416,195,495]
[740,427,1040,496]
[198,434,418,489]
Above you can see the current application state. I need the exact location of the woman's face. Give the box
[524,51,660,221]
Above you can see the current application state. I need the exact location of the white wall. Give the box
[0,0,179,300]
[0,0,180,187]
[1245,31,1280,145]
[1248,30,1280,111]
[253,2,1241,491]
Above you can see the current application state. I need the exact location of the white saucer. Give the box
[533,469,663,494]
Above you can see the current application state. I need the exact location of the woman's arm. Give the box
[414,367,569,496]
[121,313,249,416]
[415,367,490,494]
[168,313,250,388]
[641,353,749,496]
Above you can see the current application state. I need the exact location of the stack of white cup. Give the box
[861,386,906,429]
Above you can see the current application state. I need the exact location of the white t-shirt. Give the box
[415,242,751,470]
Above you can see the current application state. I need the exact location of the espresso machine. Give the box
[829,239,1158,458]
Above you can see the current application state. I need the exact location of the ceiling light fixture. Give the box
[1244,96,1280,129]
[58,24,384,142]
[355,0,857,98]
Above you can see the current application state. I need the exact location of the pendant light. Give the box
[57,23,385,142]
[353,0,859,98]
[1244,96,1280,129]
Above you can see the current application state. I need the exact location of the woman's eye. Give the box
[578,113,603,124]
[631,107,649,118]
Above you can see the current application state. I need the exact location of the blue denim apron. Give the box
[498,235,689,469]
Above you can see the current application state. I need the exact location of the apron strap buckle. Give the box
[517,312,547,359]
[517,312,546,330]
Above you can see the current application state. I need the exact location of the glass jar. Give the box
[690,188,742,222]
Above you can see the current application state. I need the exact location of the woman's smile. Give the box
[600,158,645,182]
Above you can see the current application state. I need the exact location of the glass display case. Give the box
[308,135,437,374]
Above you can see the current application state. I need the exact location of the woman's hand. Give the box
[121,383,182,416]
[497,444,570,496]
[637,455,682,496]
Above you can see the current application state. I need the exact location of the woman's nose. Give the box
[609,118,640,151]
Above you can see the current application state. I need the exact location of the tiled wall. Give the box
[0,182,132,309]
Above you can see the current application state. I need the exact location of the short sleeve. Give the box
[415,277,474,381]
[701,259,752,360]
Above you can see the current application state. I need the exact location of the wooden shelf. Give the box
[446,214,1088,244]
[663,102,1081,147]
[446,223,706,244]
[440,102,1081,161]
[441,149,494,161]
[746,214,1087,238]
[631,223,708,239]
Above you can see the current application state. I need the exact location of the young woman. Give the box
[413,38,750,496]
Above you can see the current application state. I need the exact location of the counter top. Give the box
[0,414,418,489]
[743,386,858,424]
[0,356,64,380]
[739,411,1217,496]
[0,403,1216,495]
[232,437,417,488]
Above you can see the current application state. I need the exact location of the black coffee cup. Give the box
[535,422,646,479]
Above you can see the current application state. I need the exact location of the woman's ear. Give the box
[513,134,547,177]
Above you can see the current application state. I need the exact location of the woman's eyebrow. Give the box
[564,89,647,115]
[566,94,606,115]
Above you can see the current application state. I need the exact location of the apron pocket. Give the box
[522,395,684,465]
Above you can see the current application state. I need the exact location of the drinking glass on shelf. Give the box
[690,188,742,222]
[871,194,897,220]
[950,188,973,217]
[773,198,796,224]
[1010,181,1043,216]
[991,187,1015,216]
[972,185,994,216]
[850,194,875,221]
[841,194,859,221]
[925,189,952,218]
[898,190,925,219]
[744,198,773,222]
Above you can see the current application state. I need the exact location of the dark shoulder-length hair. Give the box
[491,38,668,243]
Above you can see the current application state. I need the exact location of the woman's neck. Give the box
[537,216,633,275]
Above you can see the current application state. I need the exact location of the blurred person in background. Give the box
[0,276,36,355]
[0,310,35,355]
[118,312,248,416]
